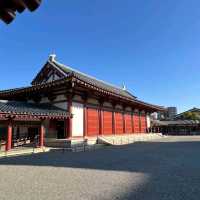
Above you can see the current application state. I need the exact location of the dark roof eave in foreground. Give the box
[0,0,42,24]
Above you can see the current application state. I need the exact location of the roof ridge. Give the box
[52,59,134,94]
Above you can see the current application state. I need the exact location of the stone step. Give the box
[98,133,163,146]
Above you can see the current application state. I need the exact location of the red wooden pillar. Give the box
[99,109,103,135]
[84,105,88,137]
[112,111,116,135]
[123,112,126,134]
[139,111,142,133]
[112,103,116,135]
[131,113,134,133]
[145,113,148,133]
[67,96,73,139]
[98,100,104,136]
[6,120,12,151]
[39,122,45,147]
[122,106,126,134]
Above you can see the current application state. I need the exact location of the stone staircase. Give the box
[98,133,164,146]
[45,138,71,148]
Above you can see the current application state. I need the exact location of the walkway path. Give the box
[0,136,200,200]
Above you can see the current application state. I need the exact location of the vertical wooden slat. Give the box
[112,111,116,135]
[103,111,113,135]
[115,112,124,134]
[87,108,99,137]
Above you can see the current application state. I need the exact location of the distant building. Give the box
[166,107,177,119]
[151,107,200,135]
[151,120,200,135]
[174,107,200,120]
[150,107,177,120]
[151,111,165,120]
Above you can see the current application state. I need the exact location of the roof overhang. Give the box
[0,101,69,120]
[0,74,165,113]
[0,0,42,24]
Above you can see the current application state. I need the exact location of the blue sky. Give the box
[0,0,200,113]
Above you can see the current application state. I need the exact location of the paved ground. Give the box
[0,136,200,200]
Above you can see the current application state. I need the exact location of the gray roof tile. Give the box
[51,60,137,100]
[0,101,68,117]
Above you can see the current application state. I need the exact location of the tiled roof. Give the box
[0,100,68,118]
[0,56,165,112]
[50,59,137,100]
[174,107,200,119]
[152,120,200,126]
[49,60,165,111]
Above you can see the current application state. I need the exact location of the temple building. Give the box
[152,107,200,135]
[0,55,165,151]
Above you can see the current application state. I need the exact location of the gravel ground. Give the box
[0,136,200,200]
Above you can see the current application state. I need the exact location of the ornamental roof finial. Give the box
[49,53,56,62]
[122,83,127,91]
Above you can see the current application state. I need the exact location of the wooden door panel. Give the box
[133,114,140,133]
[103,111,113,135]
[115,112,124,134]
[125,114,132,133]
[140,115,147,133]
[87,108,99,136]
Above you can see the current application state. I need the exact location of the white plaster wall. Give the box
[40,95,66,104]
[126,106,132,111]
[55,94,66,102]
[87,98,99,105]
[54,102,68,110]
[134,109,139,113]
[73,95,83,102]
[46,74,60,83]
[103,102,112,108]
[72,102,84,137]
[116,104,123,110]
[46,75,53,83]
[146,115,151,128]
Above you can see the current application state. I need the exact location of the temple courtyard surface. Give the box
[0,136,200,200]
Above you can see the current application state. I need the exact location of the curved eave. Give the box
[0,74,165,112]
[73,75,165,112]
[0,112,69,120]
[0,76,71,98]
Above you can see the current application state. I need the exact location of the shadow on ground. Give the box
[1,138,200,200]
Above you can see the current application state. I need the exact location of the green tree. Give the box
[183,112,200,120]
